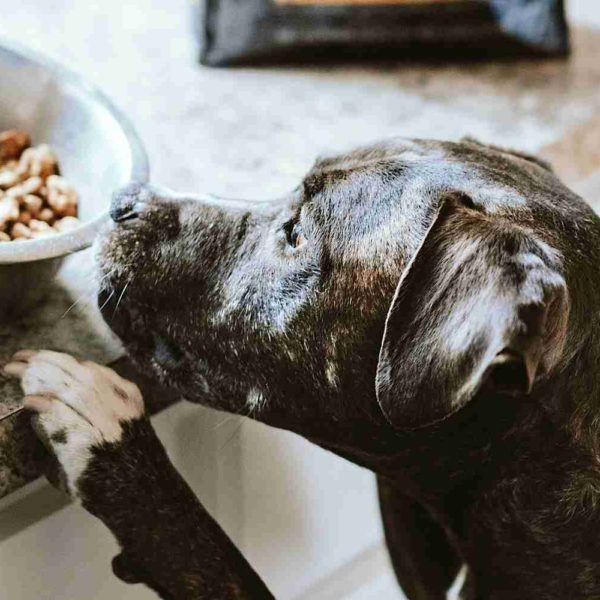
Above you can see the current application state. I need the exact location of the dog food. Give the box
[200,0,569,66]
[0,130,80,241]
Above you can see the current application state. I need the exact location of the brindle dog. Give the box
[6,138,600,600]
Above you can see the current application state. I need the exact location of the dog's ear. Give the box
[376,195,569,430]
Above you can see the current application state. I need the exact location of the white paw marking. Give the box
[4,350,144,497]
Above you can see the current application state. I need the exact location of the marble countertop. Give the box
[0,0,599,499]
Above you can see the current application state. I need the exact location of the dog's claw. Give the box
[13,349,37,362]
[3,360,27,377]
[23,394,54,413]
[3,349,38,378]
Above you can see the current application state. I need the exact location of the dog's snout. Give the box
[110,182,153,223]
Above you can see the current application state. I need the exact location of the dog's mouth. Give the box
[151,333,184,370]
[97,281,185,382]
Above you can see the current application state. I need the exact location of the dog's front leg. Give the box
[4,350,274,600]
[378,478,463,600]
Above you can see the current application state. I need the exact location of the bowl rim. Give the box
[0,36,149,265]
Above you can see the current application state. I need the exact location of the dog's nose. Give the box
[110,182,153,223]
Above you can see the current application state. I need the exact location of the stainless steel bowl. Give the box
[0,39,148,316]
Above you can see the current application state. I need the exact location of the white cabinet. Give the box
[231,419,400,598]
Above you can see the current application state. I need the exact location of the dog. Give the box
[5,137,600,600]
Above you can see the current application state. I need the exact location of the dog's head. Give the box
[98,138,594,437]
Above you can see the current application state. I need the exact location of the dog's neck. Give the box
[255,387,525,489]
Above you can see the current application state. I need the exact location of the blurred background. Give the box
[0,1,599,598]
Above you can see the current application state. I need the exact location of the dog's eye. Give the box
[284,221,307,249]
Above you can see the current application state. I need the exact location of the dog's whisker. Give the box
[60,266,117,319]
[61,267,125,320]
[111,280,131,320]
[98,288,116,312]
[95,270,114,288]
[60,292,90,319]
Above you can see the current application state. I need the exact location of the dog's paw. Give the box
[4,350,144,497]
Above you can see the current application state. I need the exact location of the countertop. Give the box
[1,0,600,500]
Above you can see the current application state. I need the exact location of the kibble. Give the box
[10,222,32,239]
[17,211,32,226]
[0,169,20,189]
[16,145,58,180]
[22,194,42,217]
[0,197,20,228]
[0,130,80,241]
[0,130,30,162]
[38,207,55,223]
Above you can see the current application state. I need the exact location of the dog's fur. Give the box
[6,137,600,599]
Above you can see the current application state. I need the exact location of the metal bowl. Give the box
[0,39,148,316]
